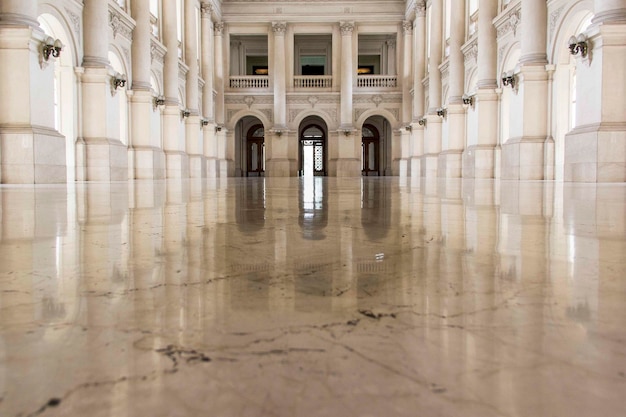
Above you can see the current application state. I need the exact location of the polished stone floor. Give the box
[0,177,625,417]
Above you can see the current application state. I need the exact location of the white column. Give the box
[423,1,443,178]
[439,0,466,178]
[565,0,626,182]
[162,0,188,178]
[200,3,217,177]
[0,0,66,183]
[339,21,355,129]
[411,2,427,178]
[399,20,413,177]
[502,0,549,180]
[185,0,202,178]
[213,22,228,177]
[272,22,287,129]
[80,0,127,181]
[130,0,164,179]
[463,0,498,179]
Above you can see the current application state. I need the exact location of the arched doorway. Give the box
[361,124,380,176]
[299,117,327,177]
[246,124,265,176]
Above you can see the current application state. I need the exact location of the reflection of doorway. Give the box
[246,124,264,176]
[299,123,326,177]
[362,124,380,176]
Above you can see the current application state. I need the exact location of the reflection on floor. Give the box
[0,178,625,416]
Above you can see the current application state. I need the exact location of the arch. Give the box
[498,41,521,77]
[549,1,595,65]
[299,116,328,177]
[227,109,272,131]
[291,110,335,131]
[150,70,163,95]
[37,4,80,68]
[355,108,400,130]
[108,45,130,79]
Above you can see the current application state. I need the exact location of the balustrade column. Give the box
[463,0,498,179]
[200,3,217,177]
[423,1,443,178]
[185,0,202,178]
[411,1,427,178]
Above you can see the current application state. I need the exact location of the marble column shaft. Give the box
[185,0,201,172]
[411,2,427,171]
[272,22,287,129]
[200,3,216,173]
[424,1,443,173]
[339,21,354,128]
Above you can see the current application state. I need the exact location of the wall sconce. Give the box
[501,71,516,89]
[436,107,447,118]
[181,109,191,118]
[418,117,427,126]
[200,118,210,126]
[153,95,165,109]
[42,36,63,61]
[215,125,222,132]
[339,127,353,136]
[112,73,127,89]
[404,124,412,132]
[462,94,474,107]
[568,34,588,58]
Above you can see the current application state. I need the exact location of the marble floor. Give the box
[0,177,625,417]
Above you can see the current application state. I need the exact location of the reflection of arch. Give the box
[236,179,266,233]
[299,116,328,177]
[37,12,77,182]
[361,178,391,241]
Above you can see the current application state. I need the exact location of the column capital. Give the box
[272,21,287,34]
[200,3,213,19]
[339,21,355,35]
[415,1,427,18]
[402,20,413,34]
[214,21,224,35]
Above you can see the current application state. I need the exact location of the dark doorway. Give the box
[299,123,326,177]
[246,124,264,177]
[361,124,380,176]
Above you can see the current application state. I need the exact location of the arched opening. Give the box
[246,124,265,177]
[38,13,77,182]
[234,116,265,177]
[299,116,328,177]
[361,116,392,175]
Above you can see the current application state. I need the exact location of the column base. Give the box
[0,126,66,184]
[79,137,128,181]
[463,145,498,179]
[438,150,463,178]
[205,157,218,178]
[410,157,422,178]
[165,151,189,179]
[129,146,165,180]
[501,137,546,180]
[399,158,409,177]
[329,158,361,177]
[565,123,626,182]
[420,154,439,178]
[189,155,206,178]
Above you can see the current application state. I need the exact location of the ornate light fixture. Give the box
[404,124,412,132]
[462,94,474,107]
[501,71,516,89]
[418,117,427,126]
[42,36,63,61]
[181,109,191,118]
[112,73,127,89]
[215,125,223,132]
[568,34,588,58]
[436,107,447,118]
[153,95,165,109]
[200,118,210,126]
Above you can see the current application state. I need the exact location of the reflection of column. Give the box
[463,0,498,179]
[399,20,413,177]
[79,0,128,181]
[411,2,427,177]
[439,0,465,178]
[201,4,217,177]
[185,0,203,178]
[130,0,165,179]
[0,0,66,183]
[423,1,443,178]
[502,0,549,180]
[162,0,188,178]
[564,1,626,182]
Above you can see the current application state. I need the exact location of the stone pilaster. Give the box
[200,3,217,177]
[423,1,443,178]
[185,0,203,178]
[411,2,427,178]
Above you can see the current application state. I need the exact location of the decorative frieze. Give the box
[287,95,339,105]
[65,8,81,38]
[214,22,224,35]
[150,38,166,63]
[549,6,565,40]
[415,1,427,17]
[272,22,287,34]
[353,94,402,104]
[496,7,522,39]
[462,37,478,63]
[339,21,355,36]
[225,95,273,105]
[109,8,134,41]
[402,20,413,34]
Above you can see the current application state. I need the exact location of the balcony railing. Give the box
[294,75,332,88]
[229,76,269,89]
[357,75,398,88]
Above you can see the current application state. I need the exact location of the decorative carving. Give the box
[200,3,213,18]
[550,6,565,39]
[65,8,80,37]
[227,109,238,123]
[371,95,383,107]
[463,39,478,62]
[308,96,319,108]
[340,21,355,36]
[344,7,351,14]
[275,7,283,14]
[109,10,133,40]
[214,22,224,35]
[389,108,400,121]
[402,20,413,34]
[121,46,130,65]
[244,96,255,108]
[415,1,427,17]
[354,108,367,122]
[272,22,287,34]
[260,108,273,123]
[289,108,302,123]
[150,39,166,63]
[497,8,521,39]
[322,108,338,122]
